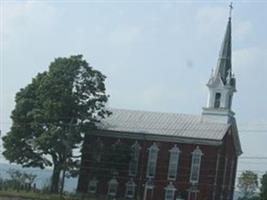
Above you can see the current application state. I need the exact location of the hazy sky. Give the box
[1,0,267,178]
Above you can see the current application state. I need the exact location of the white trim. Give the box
[108,177,118,197]
[89,130,223,146]
[187,189,199,200]
[88,178,98,194]
[167,145,181,180]
[164,182,176,200]
[146,143,159,178]
[143,179,154,200]
[129,141,141,176]
[189,146,203,184]
[125,178,136,198]
[94,138,104,162]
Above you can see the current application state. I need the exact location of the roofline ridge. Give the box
[109,107,200,118]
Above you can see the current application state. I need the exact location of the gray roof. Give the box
[99,108,230,141]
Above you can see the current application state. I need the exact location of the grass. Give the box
[0,190,96,200]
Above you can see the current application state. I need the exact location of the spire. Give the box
[202,3,236,124]
[214,3,233,84]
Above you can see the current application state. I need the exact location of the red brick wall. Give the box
[77,128,237,200]
[212,127,238,200]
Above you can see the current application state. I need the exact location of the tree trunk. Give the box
[50,164,61,193]
[59,166,66,198]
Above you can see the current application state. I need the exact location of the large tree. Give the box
[2,55,110,193]
[260,172,267,200]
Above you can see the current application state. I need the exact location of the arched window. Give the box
[88,178,98,194]
[108,177,118,197]
[164,182,176,200]
[93,138,103,162]
[146,143,159,178]
[168,145,181,180]
[190,146,203,184]
[214,93,221,108]
[125,178,136,198]
[129,141,141,176]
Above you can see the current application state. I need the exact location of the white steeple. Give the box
[202,5,236,124]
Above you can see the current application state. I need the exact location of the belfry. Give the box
[202,4,237,124]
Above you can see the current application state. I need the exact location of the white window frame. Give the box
[88,178,98,194]
[190,146,203,184]
[146,143,159,178]
[108,177,118,197]
[214,92,221,108]
[145,178,154,189]
[167,145,181,180]
[125,178,136,199]
[95,138,104,162]
[164,182,176,200]
[129,141,141,176]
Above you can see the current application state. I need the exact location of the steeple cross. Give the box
[229,2,233,18]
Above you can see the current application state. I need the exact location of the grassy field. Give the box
[0,190,96,200]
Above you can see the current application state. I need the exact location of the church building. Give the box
[77,11,242,200]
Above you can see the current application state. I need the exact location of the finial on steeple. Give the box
[229,2,233,19]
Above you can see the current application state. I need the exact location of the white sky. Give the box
[0,0,267,179]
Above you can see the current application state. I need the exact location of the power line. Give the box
[240,156,267,160]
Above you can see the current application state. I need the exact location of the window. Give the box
[108,177,118,197]
[228,94,232,109]
[125,178,136,198]
[146,143,159,178]
[164,182,176,200]
[129,141,141,176]
[190,146,203,183]
[88,178,98,194]
[214,93,221,108]
[168,145,180,180]
[93,138,103,162]
[145,178,154,189]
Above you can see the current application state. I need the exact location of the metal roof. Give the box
[98,108,230,141]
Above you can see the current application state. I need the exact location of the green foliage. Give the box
[0,190,97,200]
[238,196,261,200]
[2,55,110,193]
[238,170,259,199]
[2,169,37,191]
[260,172,267,200]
